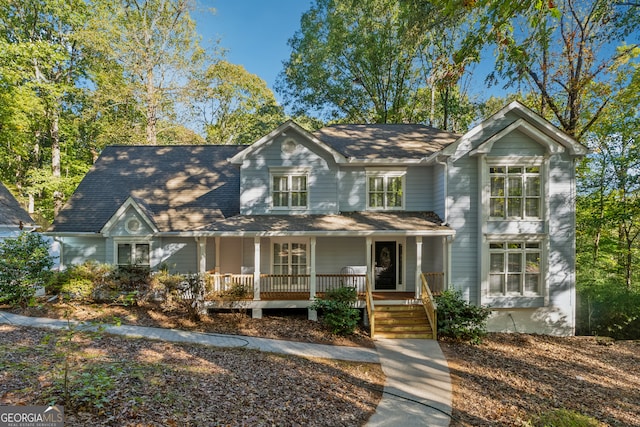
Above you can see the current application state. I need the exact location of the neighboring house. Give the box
[0,182,36,239]
[47,102,587,336]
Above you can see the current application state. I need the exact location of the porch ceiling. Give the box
[196,211,453,236]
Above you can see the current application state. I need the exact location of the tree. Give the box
[90,0,207,145]
[0,232,54,306]
[0,0,92,216]
[277,0,473,130]
[434,0,639,139]
[190,60,286,144]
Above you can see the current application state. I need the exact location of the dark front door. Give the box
[374,241,396,290]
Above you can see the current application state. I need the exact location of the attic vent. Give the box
[282,138,297,154]
[126,218,141,234]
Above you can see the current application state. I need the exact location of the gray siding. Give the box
[157,237,197,274]
[448,154,479,303]
[315,237,366,273]
[487,130,546,157]
[338,167,366,211]
[240,131,339,215]
[62,237,107,266]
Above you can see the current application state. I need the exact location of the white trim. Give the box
[365,170,406,211]
[100,197,158,236]
[371,238,406,292]
[269,170,310,211]
[112,238,152,267]
[229,120,346,165]
[470,118,565,156]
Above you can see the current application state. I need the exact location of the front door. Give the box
[374,241,396,290]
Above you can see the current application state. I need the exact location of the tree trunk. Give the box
[51,109,64,216]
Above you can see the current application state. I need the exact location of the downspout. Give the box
[435,156,451,290]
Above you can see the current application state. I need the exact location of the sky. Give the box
[193,0,314,104]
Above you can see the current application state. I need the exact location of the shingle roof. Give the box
[198,211,450,234]
[0,182,34,227]
[313,124,459,159]
[49,145,246,233]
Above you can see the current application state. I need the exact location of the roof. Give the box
[49,145,246,233]
[313,124,459,160]
[196,211,452,236]
[0,182,34,227]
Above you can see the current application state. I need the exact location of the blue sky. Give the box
[194,1,313,104]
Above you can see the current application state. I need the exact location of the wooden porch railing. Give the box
[420,273,438,340]
[365,274,375,338]
[422,272,445,295]
[206,273,369,300]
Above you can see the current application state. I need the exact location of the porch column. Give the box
[214,237,221,291]
[197,237,207,274]
[308,237,317,321]
[309,237,316,299]
[415,236,423,299]
[366,237,372,291]
[253,237,261,301]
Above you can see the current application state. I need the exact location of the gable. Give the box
[101,197,157,236]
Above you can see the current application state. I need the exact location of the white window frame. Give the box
[115,240,151,267]
[270,238,310,288]
[270,168,310,210]
[366,170,406,211]
[488,240,542,297]
[485,157,544,221]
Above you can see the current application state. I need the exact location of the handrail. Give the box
[420,273,438,340]
[365,275,375,338]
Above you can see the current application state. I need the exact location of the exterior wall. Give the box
[338,167,366,211]
[240,130,339,215]
[315,237,366,273]
[449,114,578,335]
[430,164,446,220]
[447,154,480,303]
[60,237,107,267]
[155,237,197,274]
[219,237,243,274]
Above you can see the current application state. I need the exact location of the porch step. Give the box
[373,304,434,339]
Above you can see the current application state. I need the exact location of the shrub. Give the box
[310,286,360,336]
[0,232,54,306]
[435,289,491,344]
[48,261,114,300]
[528,408,604,427]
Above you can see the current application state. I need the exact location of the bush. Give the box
[310,286,360,336]
[435,289,491,344]
[528,408,604,427]
[0,232,54,306]
[48,261,114,300]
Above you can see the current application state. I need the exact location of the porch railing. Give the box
[206,273,369,300]
[422,272,445,295]
[420,273,438,340]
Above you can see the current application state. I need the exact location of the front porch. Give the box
[202,272,443,339]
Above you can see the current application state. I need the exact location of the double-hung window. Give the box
[489,166,541,219]
[367,171,405,210]
[117,243,150,267]
[272,172,308,209]
[272,241,308,289]
[489,241,541,296]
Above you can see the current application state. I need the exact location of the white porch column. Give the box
[415,236,423,299]
[309,237,317,299]
[253,237,261,301]
[215,237,221,272]
[366,237,372,290]
[197,237,207,274]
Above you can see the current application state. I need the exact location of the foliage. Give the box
[0,232,54,306]
[190,60,287,144]
[310,286,360,336]
[528,408,604,427]
[47,261,113,300]
[277,0,474,130]
[179,273,206,321]
[435,289,490,344]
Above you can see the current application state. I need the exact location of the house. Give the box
[47,102,587,336]
[0,181,36,239]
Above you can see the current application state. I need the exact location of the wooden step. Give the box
[372,304,434,339]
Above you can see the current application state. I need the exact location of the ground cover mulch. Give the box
[441,333,640,426]
[0,324,385,426]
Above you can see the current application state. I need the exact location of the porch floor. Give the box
[206,291,417,301]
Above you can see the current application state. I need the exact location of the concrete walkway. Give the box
[0,311,452,426]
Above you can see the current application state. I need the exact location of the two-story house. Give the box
[48,102,587,336]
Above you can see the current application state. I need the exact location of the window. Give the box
[489,166,540,219]
[272,174,308,209]
[273,242,307,275]
[489,241,541,296]
[367,173,404,210]
[117,243,150,266]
